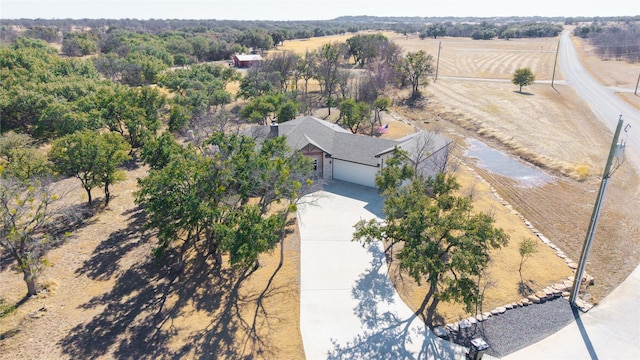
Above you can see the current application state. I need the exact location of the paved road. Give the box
[298,181,471,359]
[559,31,640,171]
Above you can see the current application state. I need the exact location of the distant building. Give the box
[233,54,263,68]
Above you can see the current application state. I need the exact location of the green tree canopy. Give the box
[140,131,185,170]
[420,23,447,39]
[338,98,371,134]
[512,67,536,92]
[135,133,313,269]
[353,149,508,318]
[0,132,51,181]
[373,96,391,125]
[397,50,433,100]
[49,131,131,205]
[346,33,388,67]
[240,93,284,125]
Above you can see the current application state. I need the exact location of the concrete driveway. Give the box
[297,181,469,359]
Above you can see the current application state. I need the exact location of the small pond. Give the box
[465,138,552,186]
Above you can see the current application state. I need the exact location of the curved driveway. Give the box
[298,181,469,359]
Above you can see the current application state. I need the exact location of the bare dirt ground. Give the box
[0,162,304,359]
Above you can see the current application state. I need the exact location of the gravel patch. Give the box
[447,297,575,357]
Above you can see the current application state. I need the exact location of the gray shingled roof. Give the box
[331,132,398,166]
[252,116,450,167]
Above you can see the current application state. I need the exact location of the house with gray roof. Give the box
[252,116,452,188]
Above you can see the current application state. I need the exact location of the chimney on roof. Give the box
[269,122,279,137]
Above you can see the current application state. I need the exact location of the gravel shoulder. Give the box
[449,297,574,358]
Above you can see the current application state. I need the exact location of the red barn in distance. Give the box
[233,54,263,68]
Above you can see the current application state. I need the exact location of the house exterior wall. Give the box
[301,144,324,179]
[323,155,332,181]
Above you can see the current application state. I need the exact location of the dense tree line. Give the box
[1,18,356,56]
[3,16,615,56]
[158,63,240,134]
[0,36,317,297]
[418,21,562,40]
[1,42,167,146]
[574,23,640,63]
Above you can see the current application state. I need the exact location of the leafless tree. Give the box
[263,51,299,92]
[402,133,456,178]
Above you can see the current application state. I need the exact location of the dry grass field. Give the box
[270,33,356,55]
[390,33,563,80]
[572,36,639,88]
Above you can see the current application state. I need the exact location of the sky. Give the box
[2,0,638,20]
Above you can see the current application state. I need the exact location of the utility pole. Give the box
[551,39,560,89]
[434,41,442,83]
[635,72,640,95]
[570,116,626,306]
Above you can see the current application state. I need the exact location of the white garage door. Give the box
[333,159,378,188]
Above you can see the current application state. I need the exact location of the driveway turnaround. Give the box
[298,181,470,359]
[504,264,640,359]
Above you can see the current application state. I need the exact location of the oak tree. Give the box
[136,133,313,269]
[397,50,433,99]
[512,67,535,92]
[0,134,60,297]
[0,177,59,296]
[354,149,508,318]
[50,131,131,205]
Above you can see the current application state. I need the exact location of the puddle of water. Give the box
[465,138,552,186]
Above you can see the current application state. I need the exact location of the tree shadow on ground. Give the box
[518,279,536,297]
[513,91,534,96]
[402,95,427,109]
[60,214,291,359]
[74,205,148,280]
[327,244,465,359]
[122,154,141,171]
